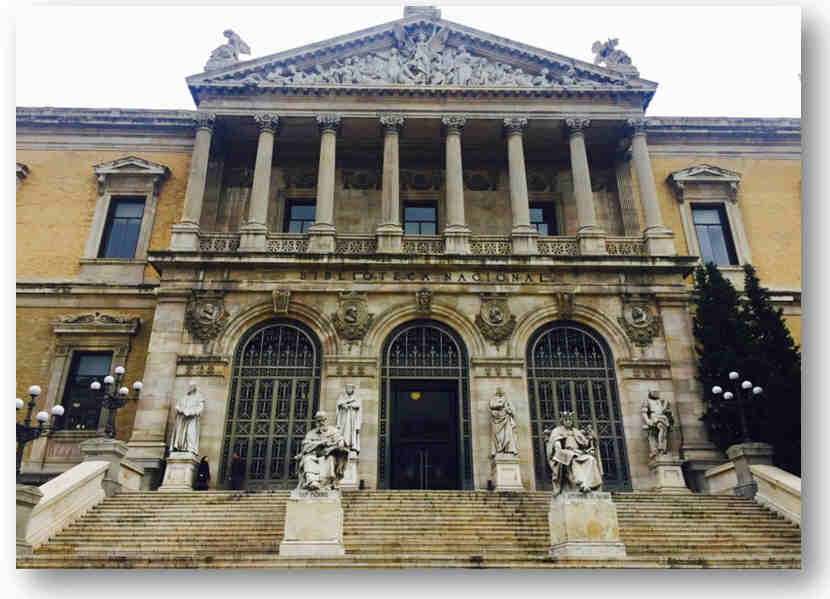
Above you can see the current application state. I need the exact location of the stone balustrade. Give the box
[750,464,801,526]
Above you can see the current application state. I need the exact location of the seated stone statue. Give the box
[295,411,349,492]
[545,412,604,495]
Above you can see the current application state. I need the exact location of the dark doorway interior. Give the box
[390,379,459,490]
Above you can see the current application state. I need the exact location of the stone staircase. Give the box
[17,490,801,569]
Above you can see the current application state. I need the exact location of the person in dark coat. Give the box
[230,453,246,491]
[195,456,210,490]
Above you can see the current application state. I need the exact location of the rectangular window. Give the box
[98,197,145,259]
[284,200,316,233]
[60,352,113,431]
[404,202,437,235]
[529,203,558,236]
[692,204,738,265]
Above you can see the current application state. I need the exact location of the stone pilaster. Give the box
[376,115,405,253]
[308,114,341,254]
[239,113,279,251]
[566,118,606,255]
[504,117,538,255]
[627,118,676,255]
[441,116,471,254]
[171,113,215,251]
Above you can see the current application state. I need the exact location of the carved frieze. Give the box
[343,169,381,190]
[185,292,229,343]
[273,289,291,314]
[176,355,229,378]
[283,168,318,189]
[400,169,443,191]
[415,288,433,314]
[476,293,517,345]
[463,169,499,191]
[54,312,141,336]
[618,295,662,347]
[331,291,374,342]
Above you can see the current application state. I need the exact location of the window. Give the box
[404,202,437,235]
[98,197,145,259]
[60,352,113,431]
[529,202,558,236]
[692,204,738,265]
[284,200,316,233]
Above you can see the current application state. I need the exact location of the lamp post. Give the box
[88,366,142,439]
[16,386,65,481]
[711,370,763,444]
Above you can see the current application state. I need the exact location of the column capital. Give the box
[195,112,216,132]
[503,117,528,136]
[316,113,343,135]
[626,118,648,135]
[379,114,405,134]
[441,115,467,135]
[565,118,590,135]
[253,112,280,134]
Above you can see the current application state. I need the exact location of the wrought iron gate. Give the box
[219,319,321,490]
[527,322,631,491]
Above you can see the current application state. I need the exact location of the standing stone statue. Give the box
[170,381,205,453]
[641,389,674,458]
[295,411,349,492]
[544,412,603,495]
[489,388,518,456]
[336,383,362,455]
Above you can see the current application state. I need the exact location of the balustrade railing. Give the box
[267,233,310,253]
[334,234,377,255]
[198,233,240,252]
[401,235,446,255]
[605,237,647,256]
[537,237,580,256]
[469,236,512,256]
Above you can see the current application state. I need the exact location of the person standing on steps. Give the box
[195,456,210,490]
[230,452,246,491]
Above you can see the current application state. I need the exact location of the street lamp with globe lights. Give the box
[88,367,142,438]
[711,370,763,443]
[16,385,65,481]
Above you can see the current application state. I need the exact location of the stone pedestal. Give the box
[79,437,128,497]
[510,230,538,255]
[727,442,774,499]
[158,451,200,492]
[238,223,267,251]
[376,224,403,253]
[338,455,360,490]
[307,225,336,254]
[16,484,43,555]
[577,227,607,255]
[491,453,524,491]
[443,227,471,254]
[279,491,345,557]
[169,222,201,251]
[649,455,692,494]
[548,491,626,559]
[644,227,676,256]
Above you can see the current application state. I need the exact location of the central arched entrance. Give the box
[379,320,473,490]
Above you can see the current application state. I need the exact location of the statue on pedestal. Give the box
[336,383,362,455]
[295,411,349,492]
[544,412,603,495]
[489,388,518,456]
[170,381,205,453]
[641,389,674,458]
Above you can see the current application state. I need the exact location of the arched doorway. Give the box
[219,319,322,490]
[526,321,631,491]
[379,320,473,490]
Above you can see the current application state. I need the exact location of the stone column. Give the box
[504,117,538,255]
[441,116,471,254]
[239,113,279,251]
[376,115,405,253]
[308,114,341,254]
[628,118,675,255]
[170,113,215,251]
[566,118,606,255]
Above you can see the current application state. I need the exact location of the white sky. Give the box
[14,3,802,118]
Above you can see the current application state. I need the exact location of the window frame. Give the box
[98,196,147,259]
[403,200,439,236]
[691,203,739,266]
[58,351,114,432]
[283,199,317,233]
[529,201,559,236]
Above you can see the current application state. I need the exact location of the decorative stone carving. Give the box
[475,293,516,344]
[618,296,661,347]
[404,5,441,20]
[342,169,381,190]
[170,381,205,454]
[379,114,405,133]
[176,356,228,378]
[283,168,318,189]
[641,390,674,458]
[489,388,518,456]
[253,112,280,133]
[503,117,528,135]
[295,411,349,492]
[667,164,742,204]
[464,168,499,191]
[592,38,638,76]
[273,288,291,313]
[16,162,29,182]
[316,114,343,135]
[544,412,603,496]
[441,115,467,134]
[400,169,443,190]
[335,384,362,455]
[195,112,216,131]
[59,312,138,326]
[565,118,590,134]
[93,156,170,196]
[415,288,433,313]
[553,292,574,319]
[331,291,374,342]
[205,29,251,72]
[185,292,229,343]
[626,117,647,136]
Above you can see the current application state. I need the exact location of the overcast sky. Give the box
[14,4,801,118]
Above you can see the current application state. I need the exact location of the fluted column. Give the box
[441,116,471,254]
[376,115,405,253]
[170,113,215,250]
[628,118,676,255]
[504,117,537,255]
[239,113,279,251]
[308,114,341,254]
[566,118,606,255]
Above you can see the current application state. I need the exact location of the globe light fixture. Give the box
[16,384,65,481]
[741,380,752,390]
[729,371,739,380]
[88,367,142,438]
[712,371,765,444]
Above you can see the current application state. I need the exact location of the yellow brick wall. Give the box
[15,150,190,280]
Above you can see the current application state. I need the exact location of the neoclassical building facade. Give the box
[16,7,801,494]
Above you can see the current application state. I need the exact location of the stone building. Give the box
[16,7,801,496]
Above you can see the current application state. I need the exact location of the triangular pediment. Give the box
[186,11,657,104]
[93,156,170,178]
[668,164,742,184]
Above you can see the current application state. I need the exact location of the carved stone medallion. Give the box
[415,288,433,314]
[476,293,516,344]
[186,292,229,343]
[273,289,291,314]
[553,292,574,319]
[331,291,374,341]
[618,297,661,347]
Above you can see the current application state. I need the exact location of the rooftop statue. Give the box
[205,29,251,72]
[591,38,636,73]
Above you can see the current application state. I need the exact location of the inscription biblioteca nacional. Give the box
[299,271,558,284]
